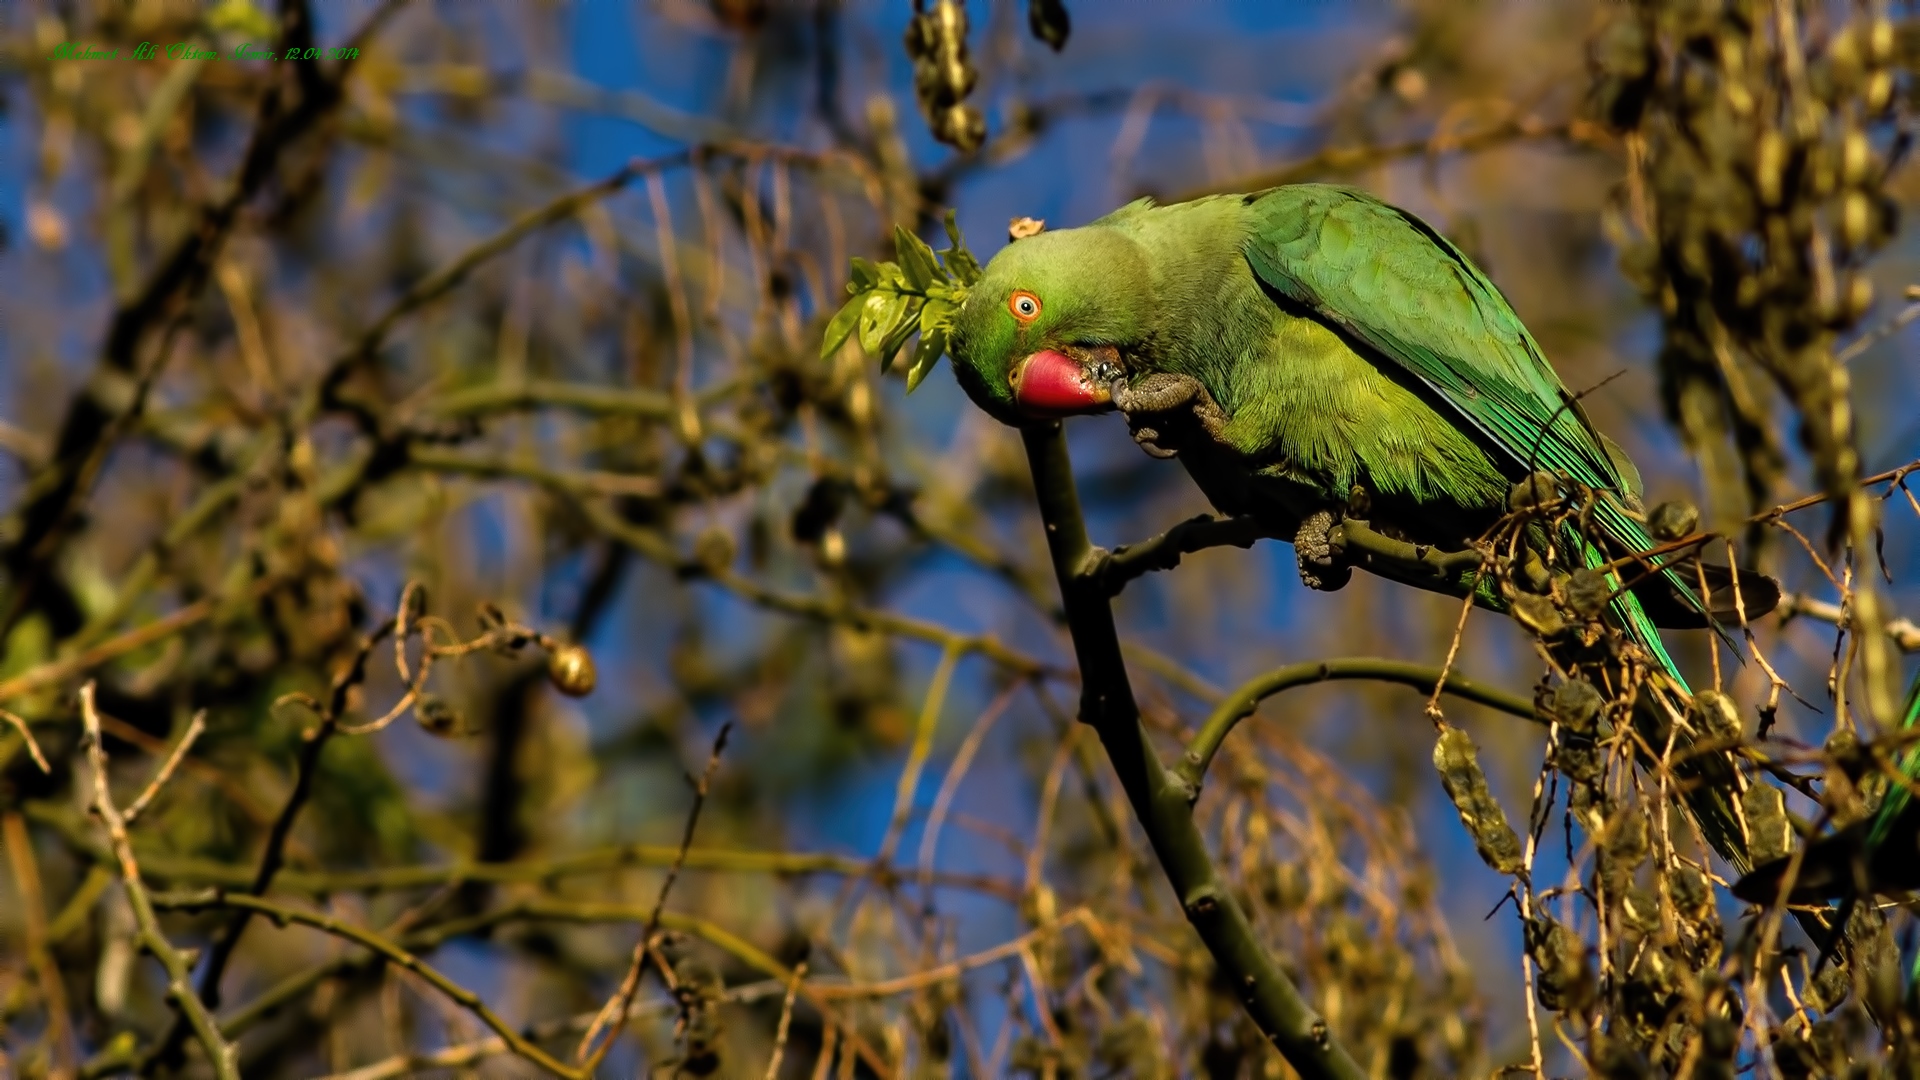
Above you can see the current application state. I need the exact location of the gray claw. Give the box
[1130,426,1181,459]
[1294,509,1351,592]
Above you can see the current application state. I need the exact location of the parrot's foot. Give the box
[1112,373,1229,459]
[1294,509,1351,591]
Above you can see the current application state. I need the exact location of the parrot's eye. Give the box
[1009,291,1042,323]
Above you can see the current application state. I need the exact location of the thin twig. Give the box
[150,888,583,1078]
[1778,591,1920,652]
[576,721,734,1071]
[918,683,1021,905]
[764,962,808,1080]
[0,707,51,772]
[79,683,240,1080]
[324,980,789,1080]
[877,643,962,865]
[122,710,207,825]
[1178,657,1539,793]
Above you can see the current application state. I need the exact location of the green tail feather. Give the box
[1867,667,1920,851]
[1570,524,1754,876]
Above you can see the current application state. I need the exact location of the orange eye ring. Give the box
[1008,290,1042,323]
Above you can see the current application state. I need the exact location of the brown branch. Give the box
[1777,592,1920,652]
[79,684,239,1080]
[0,707,51,773]
[1177,115,1612,200]
[3,811,75,1079]
[1091,513,1277,596]
[576,721,734,1071]
[121,710,206,825]
[149,889,585,1079]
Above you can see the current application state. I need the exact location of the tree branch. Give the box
[1777,591,1920,651]
[1018,421,1365,1080]
[1176,657,1540,794]
[1090,513,1276,596]
[151,890,585,1079]
[79,684,239,1080]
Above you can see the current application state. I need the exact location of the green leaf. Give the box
[919,296,955,336]
[857,292,902,357]
[878,298,924,371]
[905,326,947,393]
[820,293,866,358]
[939,210,983,285]
[849,257,880,292]
[894,225,943,291]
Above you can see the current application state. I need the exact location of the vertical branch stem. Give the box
[3,811,76,1080]
[1018,422,1364,1080]
[79,683,240,1080]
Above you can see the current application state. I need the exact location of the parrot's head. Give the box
[948,224,1152,426]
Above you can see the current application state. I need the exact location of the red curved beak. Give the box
[1009,349,1112,417]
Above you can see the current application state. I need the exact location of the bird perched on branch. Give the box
[852,183,1784,874]
[945,185,1778,628]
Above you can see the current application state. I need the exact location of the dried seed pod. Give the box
[1754,130,1786,206]
[415,693,465,738]
[790,476,850,543]
[1605,811,1650,871]
[694,526,736,572]
[1742,782,1792,864]
[905,0,987,152]
[1509,593,1568,640]
[1869,16,1896,65]
[1842,190,1874,248]
[1027,0,1069,52]
[1804,963,1850,1014]
[1563,568,1613,620]
[1592,1036,1652,1078]
[934,104,986,152]
[1550,678,1605,736]
[1867,68,1895,112]
[546,643,596,698]
[1828,25,1864,89]
[1669,862,1713,922]
[1620,885,1661,934]
[1259,862,1309,911]
[1806,139,1838,197]
[1506,471,1561,511]
[1840,128,1874,187]
[1549,735,1605,784]
[1525,914,1593,1012]
[1570,783,1611,834]
[1590,13,1655,130]
[1843,274,1875,322]
[1690,689,1743,742]
[1433,725,1524,875]
[1647,499,1699,541]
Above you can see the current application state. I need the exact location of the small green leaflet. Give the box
[820,210,978,395]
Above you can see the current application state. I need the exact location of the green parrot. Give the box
[939,183,1781,872]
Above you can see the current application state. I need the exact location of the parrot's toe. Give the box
[1128,425,1181,459]
[1294,509,1351,591]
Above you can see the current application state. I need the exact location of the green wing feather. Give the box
[1241,184,1707,683]
[1868,667,1920,850]
[1242,184,1753,874]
